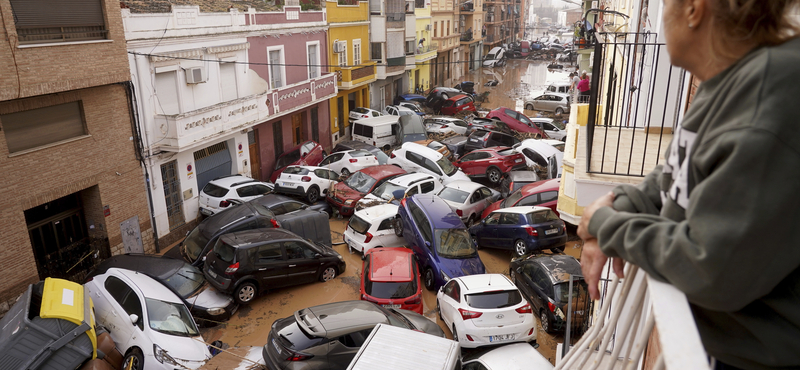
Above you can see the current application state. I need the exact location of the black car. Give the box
[333,140,389,165]
[181,197,331,267]
[425,87,462,113]
[203,228,346,304]
[86,254,238,325]
[500,171,541,198]
[509,254,590,334]
[464,129,521,153]
[439,134,469,160]
[251,193,333,220]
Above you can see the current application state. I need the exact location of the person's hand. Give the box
[581,239,625,300]
[577,191,615,240]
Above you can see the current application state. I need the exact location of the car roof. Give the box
[519,178,561,195]
[455,273,515,292]
[197,202,266,237]
[425,116,463,122]
[447,94,470,101]
[291,165,330,172]
[296,301,391,338]
[529,117,554,123]
[359,164,406,178]
[354,115,400,126]
[441,135,468,144]
[400,93,426,99]
[543,92,571,98]
[400,142,444,160]
[354,203,399,221]
[519,139,561,157]
[528,255,583,283]
[208,175,261,188]
[106,267,184,303]
[490,206,550,215]
[507,171,539,181]
[367,248,415,282]
[92,254,186,281]
[465,343,553,370]
[219,228,298,247]
[410,194,463,229]
[389,173,437,186]
[443,180,484,192]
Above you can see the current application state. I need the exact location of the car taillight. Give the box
[301,176,311,182]
[364,232,373,243]
[225,262,239,274]
[459,308,483,320]
[465,334,475,341]
[441,125,449,128]
[483,135,489,142]
[456,209,463,217]
[286,352,314,361]
[219,200,230,208]
[528,327,535,336]
[526,226,538,237]
[406,295,421,305]
[362,114,369,118]
[516,303,533,314]
[547,301,556,312]
[271,219,281,228]
[390,153,396,158]
[349,158,358,163]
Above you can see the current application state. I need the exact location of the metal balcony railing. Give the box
[585,33,686,177]
[387,12,405,21]
[460,32,473,42]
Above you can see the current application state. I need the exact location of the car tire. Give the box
[555,108,564,115]
[123,348,144,370]
[514,239,528,257]
[306,186,320,203]
[423,267,436,291]
[540,309,553,334]
[234,282,258,305]
[526,104,534,110]
[393,217,404,237]
[442,93,449,100]
[320,266,337,282]
[486,167,502,184]
[551,245,565,253]
[341,168,351,178]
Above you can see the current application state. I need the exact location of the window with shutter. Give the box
[1,101,88,153]
[10,0,108,44]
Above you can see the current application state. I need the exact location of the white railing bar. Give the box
[623,311,656,370]
[587,265,640,370]
[620,303,644,370]
[603,277,648,370]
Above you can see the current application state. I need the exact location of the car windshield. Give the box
[427,141,445,150]
[438,187,470,204]
[250,202,276,218]
[366,280,418,299]
[436,157,458,176]
[435,229,477,258]
[275,149,301,170]
[465,290,522,309]
[551,121,566,130]
[503,189,524,208]
[486,53,496,60]
[348,215,371,235]
[353,107,369,114]
[202,183,228,197]
[344,171,378,193]
[212,239,236,263]
[372,181,406,200]
[554,280,589,306]
[282,166,309,175]
[528,210,560,223]
[405,105,422,113]
[374,151,390,165]
[512,181,534,193]
[146,298,199,337]
[183,226,209,262]
[163,264,205,298]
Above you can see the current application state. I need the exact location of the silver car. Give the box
[525,92,571,115]
[437,180,501,226]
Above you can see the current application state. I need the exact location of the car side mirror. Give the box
[425,241,431,248]
[314,253,322,259]
[481,219,486,225]
[532,342,540,349]
[129,314,139,326]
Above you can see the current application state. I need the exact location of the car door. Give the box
[465,189,485,220]
[375,217,404,248]
[408,202,435,268]
[320,153,345,174]
[496,212,521,246]
[327,328,374,368]
[520,264,546,312]
[470,187,494,216]
[283,240,321,284]
[313,169,336,192]
[98,275,143,351]
[532,96,547,111]
[439,280,461,327]
[252,242,291,289]
[403,151,425,173]
[476,212,501,247]
[516,193,541,207]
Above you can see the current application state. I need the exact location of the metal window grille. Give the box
[160,160,185,230]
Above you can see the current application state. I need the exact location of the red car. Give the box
[454,147,527,184]
[326,165,406,216]
[269,140,326,182]
[440,94,477,116]
[482,178,561,218]
[485,107,550,138]
[360,247,423,314]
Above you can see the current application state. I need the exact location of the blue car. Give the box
[396,93,427,105]
[394,194,486,291]
[469,206,567,257]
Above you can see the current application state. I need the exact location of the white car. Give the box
[437,181,500,226]
[349,107,383,124]
[198,175,274,216]
[541,139,565,151]
[398,101,425,115]
[514,139,564,178]
[273,165,339,203]
[384,105,419,117]
[343,204,406,255]
[85,268,212,370]
[387,142,471,185]
[356,173,443,210]
[436,274,536,349]
[424,116,469,136]
[318,149,379,177]
[461,342,553,370]
[529,117,567,141]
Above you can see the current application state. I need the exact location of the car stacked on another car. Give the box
[470,206,567,256]
[500,171,541,198]
[424,116,469,136]
[485,107,550,138]
[270,141,326,182]
[327,165,406,216]
[344,204,406,255]
[349,107,382,124]
[394,193,486,291]
[388,142,470,185]
[425,87,463,113]
[467,117,512,135]
[440,94,477,116]
[356,172,442,210]
[262,301,444,370]
[318,149,379,178]
[274,166,339,203]
[437,181,500,227]
[198,175,274,216]
[524,92,571,116]
[436,274,536,349]
[203,228,346,304]
[360,247,423,314]
[414,139,453,161]
[482,178,561,218]
[333,140,390,165]
[464,130,521,154]
[454,147,527,184]
[515,138,564,178]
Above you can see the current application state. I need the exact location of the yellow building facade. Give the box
[413,1,436,93]
[327,0,377,144]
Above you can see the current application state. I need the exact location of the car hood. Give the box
[148,330,211,368]
[186,283,234,312]
[444,170,471,184]
[332,182,364,200]
[394,309,446,337]
[439,254,486,279]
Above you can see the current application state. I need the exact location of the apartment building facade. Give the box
[368,0,417,109]
[413,0,437,92]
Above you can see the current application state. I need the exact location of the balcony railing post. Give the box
[585,41,603,174]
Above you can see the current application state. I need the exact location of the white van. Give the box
[351,115,400,151]
[483,46,506,67]
[347,324,460,370]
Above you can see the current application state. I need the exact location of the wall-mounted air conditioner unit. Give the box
[333,40,346,53]
[185,67,207,84]
[460,21,465,27]
[425,24,432,31]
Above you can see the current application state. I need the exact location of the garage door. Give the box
[194,142,232,191]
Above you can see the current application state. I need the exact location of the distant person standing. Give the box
[571,72,581,101]
[577,73,590,102]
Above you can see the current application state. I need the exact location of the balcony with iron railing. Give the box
[415,42,438,62]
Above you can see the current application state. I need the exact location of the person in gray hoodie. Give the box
[577,1,800,369]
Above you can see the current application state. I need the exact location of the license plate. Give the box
[489,334,515,342]
[200,208,213,216]
[382,304,401,309]
[469,138,478,142]
[545,229,558,235]
[207,269,218,279]
[515,158,522,163]
[272,339,282,355]
[282,181,294,187]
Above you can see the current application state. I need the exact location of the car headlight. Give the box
[206,307,225,315]
[441,270,451,282]
[154,344,179,365]
[344,199,354,206]
[337,254,344,261]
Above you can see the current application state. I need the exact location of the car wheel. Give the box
[341,168,351,178]
[526,104,534,110]
[320,266,337,282]
[514,239,528,257]
[306,186,320,203]
[234,282,257,305]
[452,325,459,342]
[423,267,436,291]
[123,348,144,370]
[393,217,404,237]
[486,167,502,184]
[540,309,553,334]
[551,245,565,253]
[555,108,564,115]
[442,93,449,100]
